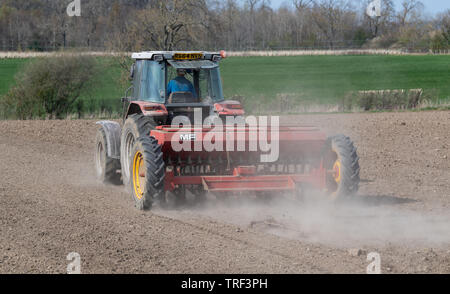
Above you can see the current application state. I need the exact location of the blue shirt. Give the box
[167,76,197,98]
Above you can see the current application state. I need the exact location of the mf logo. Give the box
[67,0,81,17]
[180,133,197,141]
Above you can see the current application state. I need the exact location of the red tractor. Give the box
[94,51,360,210]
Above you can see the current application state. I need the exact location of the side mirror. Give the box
[129,63,135,81]
[122,86,133,103]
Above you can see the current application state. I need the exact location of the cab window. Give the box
[133,60,165,103]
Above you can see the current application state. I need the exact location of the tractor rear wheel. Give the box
[95,128,121,185]
[130,137,165,210]
[324,135,360,200]
[121,114,157,186]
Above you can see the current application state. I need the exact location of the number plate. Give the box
[173,53,203,60]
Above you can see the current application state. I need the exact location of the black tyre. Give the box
[95,128,121,185]
[120,114,157,186]
[324,135,360,200]
[130,136,165,210]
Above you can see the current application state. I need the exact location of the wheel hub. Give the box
[132,151,146,200]
[333,160,341,183]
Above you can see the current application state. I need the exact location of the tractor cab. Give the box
[125,51,242,124]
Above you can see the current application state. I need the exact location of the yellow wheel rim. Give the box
[333,160,342,184]
[133,151,145,200]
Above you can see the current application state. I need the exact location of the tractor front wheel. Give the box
[130,137,165,210]
[94,128,121,185]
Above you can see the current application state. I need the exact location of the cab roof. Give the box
[131,51,221,61]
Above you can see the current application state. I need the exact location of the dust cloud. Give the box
[158,193,450,248]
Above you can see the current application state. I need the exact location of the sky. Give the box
[268,0,450,16]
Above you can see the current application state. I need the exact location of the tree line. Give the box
[0,0,448,52]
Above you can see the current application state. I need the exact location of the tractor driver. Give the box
[167,68,197,99]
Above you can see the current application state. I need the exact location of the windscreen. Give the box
[166,65,224,103]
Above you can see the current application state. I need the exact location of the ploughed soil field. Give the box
[0,111,449,274]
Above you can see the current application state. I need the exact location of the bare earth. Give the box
[0,111,449,274]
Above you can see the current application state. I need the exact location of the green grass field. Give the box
[1,55,449,115]
[78,58,125,115]
[220,55,450,104]
[0,59,28,96]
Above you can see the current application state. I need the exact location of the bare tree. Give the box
[245,0,262,49]
[293,0,313,11]
[290,0,314,47]
[441,10,450,43]
[127,0,208,51]
[398,0,424,26]
[0,0,446,52]
[310,0,355,48]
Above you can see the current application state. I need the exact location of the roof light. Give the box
[153,54,164,62]
[220,50,227,59]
